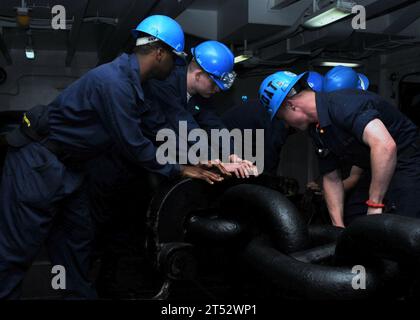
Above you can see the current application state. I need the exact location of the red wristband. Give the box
[365,200,385,208]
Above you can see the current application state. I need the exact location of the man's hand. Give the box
[228,154,243,163]
[222,162,258,178]
[323,170,346,228]
[199,159,231,177]
[228,154,259,178]
[180,165,224,185]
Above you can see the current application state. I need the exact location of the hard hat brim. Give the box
[269,72,307,120]
[191,46,235,90]
[131,29,141,39]
[132,29,187,64]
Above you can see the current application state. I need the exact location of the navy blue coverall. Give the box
[87,82,177,224]
[88,65,232,214]
[87,65,233,296]
[149,65,234,160]
[310,89,420,218]
[86,86,179,297]
[222,99,290,174]
[0,53,179,299]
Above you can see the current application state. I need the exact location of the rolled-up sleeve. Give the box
[331,99,380,143]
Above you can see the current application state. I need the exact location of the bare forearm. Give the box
[323,171,345,227]
[342,166,363,192]
[342,176,358,192]
[369,144,396,204]
[362,119,397,206]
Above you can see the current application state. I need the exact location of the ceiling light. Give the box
[235,54,253,64]
[303,0,355,29]
[25,46,35,59]
[235,41,253,64]
[25,30,35,60]
[318,61,362,68]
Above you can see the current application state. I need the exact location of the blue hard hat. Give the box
[132,15,187,64]
[357,73,370,90]
[307,71,324,92]
[259,71,307,120]
[191,41,236,91]
[323,65,359,92]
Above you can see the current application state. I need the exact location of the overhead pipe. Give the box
[271,0,302,10]
[384,1,420,34]
[245,2,312,52]
[0,16,118,28]
[362,0,418,20]
[244,0,418,60]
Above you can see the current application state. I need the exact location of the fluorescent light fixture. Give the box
[234,54,252,64]
[303,0,355,28]
[318,61,362,68]
[25,46,35,59]
[312,58,363,68]
[235,42,253,64]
